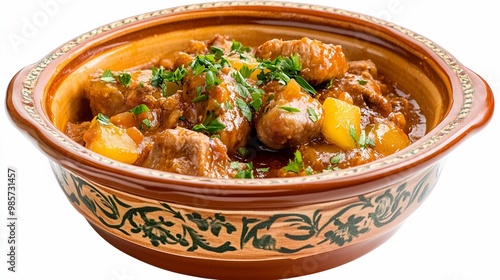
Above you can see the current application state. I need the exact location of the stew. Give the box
[65,34,426,178]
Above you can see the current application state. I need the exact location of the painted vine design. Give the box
[50,162,436,255]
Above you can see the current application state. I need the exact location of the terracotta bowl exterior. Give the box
[5,2,494,279]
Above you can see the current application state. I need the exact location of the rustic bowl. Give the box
[5,1,494,279]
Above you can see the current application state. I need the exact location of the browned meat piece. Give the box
[185,34,233,55]
[317,60,392,117]
[139,127,231,178]
[340,73,392,117]
[179,68,252,155]
[65,121,90,146]
[85,69,163,117]
[207,69,252,155]
[255,37,348,85]
[347,59,378,77]
[178,71,208,125]
[174,34,234,68]
[157,94,185,130]
[255,79,324,150]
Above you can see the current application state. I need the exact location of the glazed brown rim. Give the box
[6,1,494,205]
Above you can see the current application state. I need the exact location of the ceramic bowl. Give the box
[6,1,494,279]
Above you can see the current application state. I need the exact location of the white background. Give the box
[1,1,498,279]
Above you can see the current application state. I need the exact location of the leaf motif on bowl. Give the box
[49,160,440,258]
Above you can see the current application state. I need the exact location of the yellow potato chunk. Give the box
[366,122,410,156]
[83,116,139,164]
[321,97,361,150]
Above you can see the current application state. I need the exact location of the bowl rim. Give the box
[6,1,494,200]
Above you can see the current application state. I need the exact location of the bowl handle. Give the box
[5,64,41,143]
[462,68,495,137]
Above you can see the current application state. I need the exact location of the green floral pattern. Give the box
[50,161,440,257]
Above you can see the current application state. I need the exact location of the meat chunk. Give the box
[85,69,186,133]
[139,127,231,178]
[174,34,235,68]
[255,37,348,85]
[65,121,90,146]
[255,79,324,150]
[179,68,252,155]
[317,60,392,118]
[207,69,252,155]
[85,69,163,117]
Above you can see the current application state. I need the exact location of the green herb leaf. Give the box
[350,124,375,148]
[283,150,304,173]
[192,94,208,103]
[256,54,316,95]
[205,70,221,87]
[237,147,248,157]
[230,39,251,55]
[117,72,131,87]
[238,65,254,79]
[129,104,150,115]
[236,98,252,122]
[230,161,254,179]
[193,116,226,134]
[234,83,251,99]
[225,100,234,110]
[165,65,187,84]
[349,125,358,143]
[307,108,318,122]
[100,70,116,83]
[150,66,166,87]
[357,79,368,86]
[278,106,301,113]
[140,119,152,130]
[330,153,343,164]
[96,113,110,126]
[294,75,317,95]
[249,96,263,111]
[210,46,224,60]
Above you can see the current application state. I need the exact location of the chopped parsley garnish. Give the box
[349,125,375,148]
[192,94,208,103]
[330,153,343,164]
[256,167,269,173]
[230,39,251,55]
[237,147,248,157]
[189,54,226,90]
[151,65,187,96]
[256,54,317,95]
[151,65,186,86]
[283,150,306,174]
[236,98,252,122]
[193,111,226,135]
[307,107,318,122]
[96,113,110,126]
[117,72,131,87]
[357,79,368,86]
[232,67,264,121]
[140,119,152,130]
[100,70,115,83]
[278,106,300,113]
[191,85,208,103]
[129,104,150,115]
[230,161,254,179]
[100,70,131,87]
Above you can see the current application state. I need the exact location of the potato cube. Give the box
[321,97,361,150]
